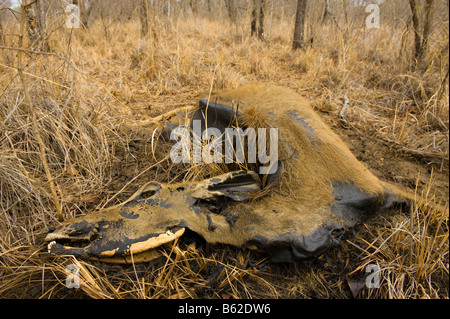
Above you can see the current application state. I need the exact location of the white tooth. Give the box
[47,241,56,253]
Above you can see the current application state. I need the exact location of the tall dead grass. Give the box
[345,174,448,298]
[0,2,448,298]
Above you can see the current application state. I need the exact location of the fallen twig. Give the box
[128,105,196,126]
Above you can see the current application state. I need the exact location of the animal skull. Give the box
[46,84,409,263]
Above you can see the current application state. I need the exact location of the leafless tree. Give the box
[22,0,48,51]
[73,0,94,28]
[189,0,198,16]
[409,0,436,69]
[409,0,421,62]
[0,0,9,46]
[225,0,238,24]
[292,0,307,50]
[251,1,257,36]
[259,0,266,39]
[419,0,435,65]
[251,0,265,39]
[139,0,149,37]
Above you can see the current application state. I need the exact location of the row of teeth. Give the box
[47,230,175,254]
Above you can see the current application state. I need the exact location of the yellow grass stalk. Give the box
[17,4,63,221]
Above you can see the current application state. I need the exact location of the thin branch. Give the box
[128,105,196,126]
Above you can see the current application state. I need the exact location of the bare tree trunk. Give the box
[225,0,237,24]
[139,0,149,37]
[292,0,307,50]
[250,0,265,39]
[189,0,198,16]
[35,0,46,33]
[251,0,257,36]
[73,0,94,28]
[409,0,435,69]
[418,0,435,67]
[267,0,274,39]
[23,0,48,51]
[320,0,329,24]
[409,0,421,61]
[207,0,211,13]
[258,0,266,40]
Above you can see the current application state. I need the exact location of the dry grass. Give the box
[0,1,448,299]
[345,174,449,298]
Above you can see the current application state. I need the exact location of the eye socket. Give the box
[90,233,100,241]
[138,182,161,200]
[141,190,157,199]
